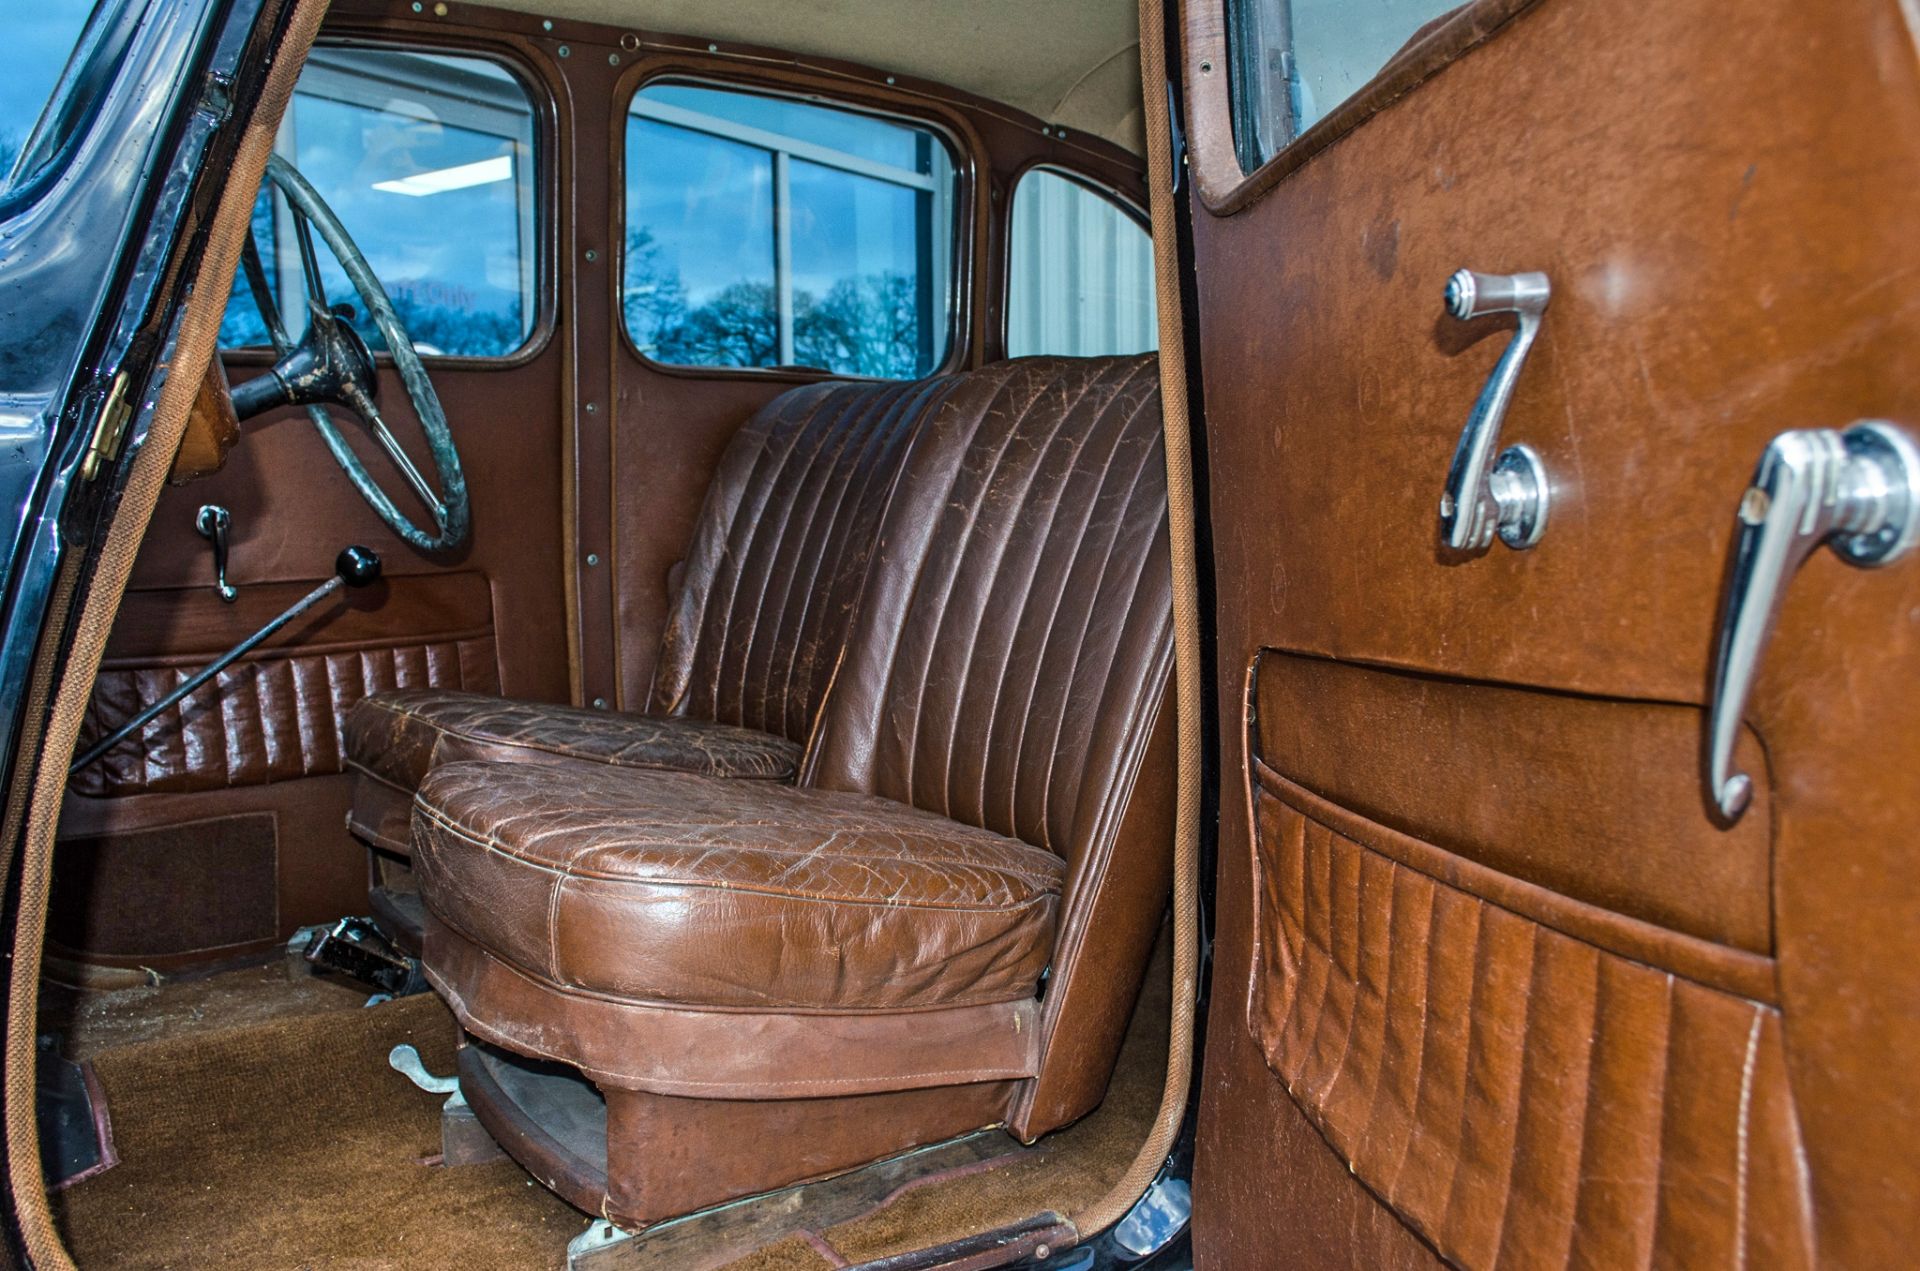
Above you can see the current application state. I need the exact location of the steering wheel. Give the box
[228,153,470,553]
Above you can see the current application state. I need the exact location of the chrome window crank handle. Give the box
[1439,269,1552,551]
[1706,422,1920,821]
[196,503,238,603]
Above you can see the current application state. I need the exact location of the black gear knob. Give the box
[335,545,382,588]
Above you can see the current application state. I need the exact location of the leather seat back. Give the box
[807,354,1173,1136]
[649,375,963,744]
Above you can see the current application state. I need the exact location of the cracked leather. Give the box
[414,355,1174,1137]
[414,758,1064,1012]
[345,689,800,792]
[343,374,954,815]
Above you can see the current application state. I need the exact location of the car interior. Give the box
[4,0,1919,1266]
[16,1,1188,1266]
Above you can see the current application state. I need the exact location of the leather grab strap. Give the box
[1070,0,1205,1240]
[0,3,331,1265]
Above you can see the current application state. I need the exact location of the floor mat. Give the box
[52,992,578,1269]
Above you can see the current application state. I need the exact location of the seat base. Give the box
[457,1032,1017,1229]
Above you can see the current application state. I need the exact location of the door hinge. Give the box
[197,71,235,125]
[79,370,134,482]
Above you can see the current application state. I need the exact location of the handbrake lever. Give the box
[70,546,382,775]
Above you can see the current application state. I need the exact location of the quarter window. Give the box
[219,48,539,359]
[1007,169,1155,359]
[623,83,957,379]
[1227,0,1461,172]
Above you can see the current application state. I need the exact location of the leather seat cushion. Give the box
[413,759,1065,1013]
[345,689,801,796]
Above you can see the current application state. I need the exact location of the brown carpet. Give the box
[50,935,1170,1268]
[41,961,368,1060]
[53,992,579,1269]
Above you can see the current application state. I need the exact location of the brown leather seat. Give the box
[343,691,799,853]
[342,373,961,856]
[413,355,1173,1227]
[416,761,1063,1019]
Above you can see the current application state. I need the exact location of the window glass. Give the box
[624,83,956,378]
[0,0,99,192]
[1007,170,1155,359]
[1227,0,1461,172]
[220,48,538,358]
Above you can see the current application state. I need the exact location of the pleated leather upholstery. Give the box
[412,354,1176,1151]
[73,635,497,797]
[342,374,953,819]
[648,373,965,743]
[1250,780,1816,1269]
[808,353,1173,875]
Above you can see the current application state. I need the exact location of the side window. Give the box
[1227,0,1462,172]
[623,83,957,379]
[220,48,539,359]
[0,0,100,196]
[1006,169,1156,359]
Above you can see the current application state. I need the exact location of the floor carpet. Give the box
[52,993,579,1269]
[48,935,1170,1268]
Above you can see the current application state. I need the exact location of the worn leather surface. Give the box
[342,373,936,825]
[424,911,1043,1096]
[810,355,1170,867]
[1251,652,1775,956]
[415,758,1064,1012]
[168,356,240,484]
[1252,774,1812,1267]
[808,353,1176,1138]
[648,374,962,741]
[72,632,497,798]
[346,689,798,796]
[1184,0,1920,1263]
[414,355,1174,1189]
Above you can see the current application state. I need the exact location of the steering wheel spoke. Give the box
[290,205,330,310]
[341,386,448,529]
[239,230,294,357]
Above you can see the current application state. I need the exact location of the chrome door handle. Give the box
[1438,269,1552,551]
[1707,421,1920,821]
[195,503,238,603]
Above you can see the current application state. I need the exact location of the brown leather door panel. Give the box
[56,336,567,959]
[1249,652,1774,955]
[1183,0,1920,1264]
[73,572,498,797]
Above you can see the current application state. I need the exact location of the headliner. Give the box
[495,0,1147,153]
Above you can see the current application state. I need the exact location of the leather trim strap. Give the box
[423,914,1042,1097]
[1070,0,1205,1238]
[0,3,330,1263]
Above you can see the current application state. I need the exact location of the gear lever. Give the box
[70,546,382,775]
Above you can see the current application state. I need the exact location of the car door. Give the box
[50,18,574,972]
[1177,0,1920,1265]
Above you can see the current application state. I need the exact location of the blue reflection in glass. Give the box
[625,82,953,378]
[221,49,537,359]
[0,0,98,182]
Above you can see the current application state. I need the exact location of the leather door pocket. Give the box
[1243,651,1811,1264]
[1246,770,1812,1268]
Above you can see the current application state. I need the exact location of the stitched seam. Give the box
[428,924,1049,1016]
[417,803,1062,902]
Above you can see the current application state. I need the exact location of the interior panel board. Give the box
[1185,0,1920,1263]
